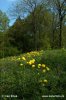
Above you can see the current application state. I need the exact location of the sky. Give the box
[0,0,17,26]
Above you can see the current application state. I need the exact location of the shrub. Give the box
[0,47,21,58]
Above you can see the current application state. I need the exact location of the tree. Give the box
[47,0,66,48]
[0,10,9,32]
[56,0,66,48]
[9,2,53,51]
[10,0,39,50]
[10,0,52,50]
[7,17,35,52]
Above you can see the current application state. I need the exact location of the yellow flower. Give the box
[22,57,26,60]
[43,79,48,83]
[42,69,46,73]
[28,59,35,65]
[28,61,32,65]
[20,63,23,66]
[42,64,45,68]
[38,64,41,68]
[38,64,41,67]
[31,59,35,63]
[38,64,41,66]
[46,67,50,71]
[32,65,35,68]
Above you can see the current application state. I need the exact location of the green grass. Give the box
[0,49,66,100]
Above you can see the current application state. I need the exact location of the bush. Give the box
[41,49,66,99]
[0,47,21,58]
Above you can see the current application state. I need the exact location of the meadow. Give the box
[0,0,66,100]
[0,49,66,100]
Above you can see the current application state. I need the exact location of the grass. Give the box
[0,49,66,100]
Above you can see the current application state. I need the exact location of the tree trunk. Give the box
[51,29,55,49]
[59,17,62,48]
[32,11,37,50]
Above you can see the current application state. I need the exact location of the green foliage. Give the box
[0,50,66,100]
[0,10,9,31]
[7,6,53,52]
[0,0,66,58]
[0,46,21,58]
[41,49,66,70]
[0,32,21,58]
[7,17,35,52]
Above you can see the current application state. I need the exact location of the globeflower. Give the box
[20,63,23,66]
[42,64,45,68]
[42,69,46,73]
[32,59,35,63]
[28,59,35,65]
[38,64,41,68]
[28,61,32,65]
[46,67,50,71]
[43,79,48,83]
[38,64,41,67]
[32,65,35,68]
[22,57,26,61]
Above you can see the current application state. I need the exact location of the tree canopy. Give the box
[0,0,66,58]
[0,10,9,32]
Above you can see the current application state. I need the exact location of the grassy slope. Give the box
[0,49,66,100]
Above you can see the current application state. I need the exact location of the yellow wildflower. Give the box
[38,64,41,67]
[22,57,26,60]
[28,59,35,65]
[32,65,35,68]
[28,61,32,65]
[42,64,45,68]
[46,67,50,71]
[43,79,48,83]
[38,64,41,68]
[42,69,46,73]
[18,58,20,60]
[20,63,23,66]
[31,59,35,63]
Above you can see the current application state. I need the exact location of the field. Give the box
[0,49,66,100]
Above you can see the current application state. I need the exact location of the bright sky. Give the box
[0,0,17,26]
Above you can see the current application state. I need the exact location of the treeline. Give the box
[0,0,66,58]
